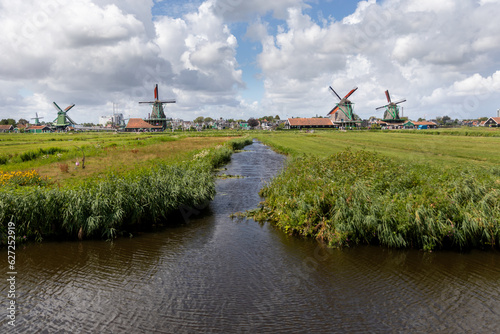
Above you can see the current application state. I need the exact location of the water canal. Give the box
[2,141,500,333]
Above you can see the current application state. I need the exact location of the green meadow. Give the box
[252,128,500,251]
[0,131,251,244]
[254,129,500,168]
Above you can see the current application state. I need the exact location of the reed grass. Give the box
[0,137,252,245]
[251,149,500,251]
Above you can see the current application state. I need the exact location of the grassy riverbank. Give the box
[252,130,500,251]
[0,135,252,245]
[0,131,244,186]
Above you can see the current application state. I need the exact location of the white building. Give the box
[99,113,124,127]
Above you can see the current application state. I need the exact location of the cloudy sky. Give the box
[1,0,499,124]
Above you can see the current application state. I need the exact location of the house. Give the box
[286,118,336,129]
[26,125,51,133]
[0,124,14,133]
[125,118,163,132]
[15,124,27,133]
[484,117,500,127]
[411,121,438,129]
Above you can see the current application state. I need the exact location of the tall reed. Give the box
[254,149,500,251]
[0,137,252,245]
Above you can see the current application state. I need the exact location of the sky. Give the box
[1,0,500,124]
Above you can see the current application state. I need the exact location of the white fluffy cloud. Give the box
[254,0,500,119]
[0,0,244,123]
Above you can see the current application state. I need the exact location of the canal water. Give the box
[2,141,500,333]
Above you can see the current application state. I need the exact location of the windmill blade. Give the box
[53,102,63,112]
[159,99,176,104]
[344,87,358,100]
[154,84,159,100]
[66,115,77,125]
[385,90,391,103]
[139,101,155,104]
[65,104,75,112]
[328,105,339,115]
[376,105,388,110]
[394,99,406,105]
[329,86,342,100]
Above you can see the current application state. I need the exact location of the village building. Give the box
[0,124,14,133]
[125,118,163,132]
[286,118,336,129]
[25,125,52,133]
[403,121,438,129]
[484,117,500,127]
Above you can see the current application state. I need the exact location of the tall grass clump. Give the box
[0,137,252,245]
[253,149,500,251]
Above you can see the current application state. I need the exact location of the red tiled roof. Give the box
[0,124,13,130]
[487,117,500,124]
[27,125,50,129]
[413,121,437,126]
[126,118,163,129]
[287,118,334,126]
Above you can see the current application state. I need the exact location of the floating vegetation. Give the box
[251,149,500,251]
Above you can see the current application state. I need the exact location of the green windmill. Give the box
[376,90,406,123]
[327,86,360,128]
[139,84,176,129]
[52,102,77,129]
[30,112,44,125]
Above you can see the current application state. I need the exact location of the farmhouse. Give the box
[484,117,500,127]
[405,121,438,129]
[26,125,51,133]
[0,124,14,133]
[286,118,336,129]
[125,118,163,132]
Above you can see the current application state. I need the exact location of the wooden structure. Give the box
[286,118,336,129]
[139,84,176,129]
[376,90,406,123]
[327,86,361,128]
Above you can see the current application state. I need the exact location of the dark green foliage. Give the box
[17,147,67,162]
[254,149,500,251]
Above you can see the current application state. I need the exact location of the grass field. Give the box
[252,128,500,251]
[0,131,242,186]
[254,129,500,168]
[0,134,252,244]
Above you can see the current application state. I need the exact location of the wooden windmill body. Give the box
[139,84,176,129]
[327,86,361,128]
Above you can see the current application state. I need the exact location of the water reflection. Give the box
[1,141,499,333]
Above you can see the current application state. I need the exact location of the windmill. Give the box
[31,112,44,126]
[376,90,406,122]
[52,102,77,129]
[327,86,360,127]
[139,84,176,128]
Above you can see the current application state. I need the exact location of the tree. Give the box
[18,118,29,126]
[204,117,214,123]
[442,115,451,123]
[247,118,259,128]
[275,115,280,120]
[417,117,425,122]
[194,116,204,124]
[0,118,16,126]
